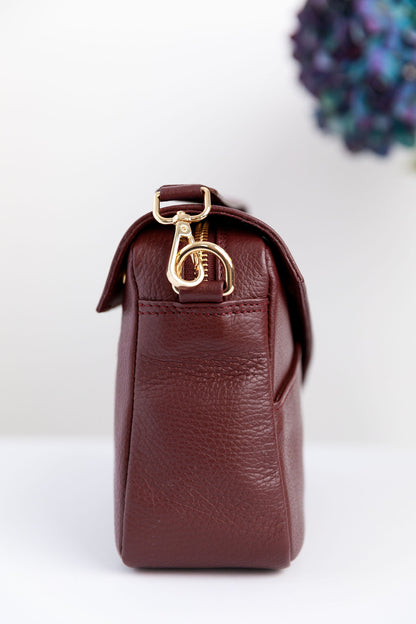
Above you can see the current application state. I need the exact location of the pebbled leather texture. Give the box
[98,185,311,569]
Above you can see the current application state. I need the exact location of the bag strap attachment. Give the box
[153,186,235,297]
[157,184,248,213]
[96,186,312,379]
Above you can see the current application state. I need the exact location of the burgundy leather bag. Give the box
[97,184,312,569]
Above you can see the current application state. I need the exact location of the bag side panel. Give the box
[274,347,304,560]
[265,245,304,560]
[121,298,291,569]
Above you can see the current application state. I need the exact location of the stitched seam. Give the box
[266,249,292,564]
[265,250,275,401]
[138,302,262,310]
[138,308,266,316]
[120,258,140,558]
[138,309,261,313]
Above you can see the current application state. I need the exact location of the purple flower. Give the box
[292,0,416,155]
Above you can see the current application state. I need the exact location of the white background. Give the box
[1,0,416,445]
[1,439,415,623]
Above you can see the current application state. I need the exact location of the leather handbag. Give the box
[97,184,312,569]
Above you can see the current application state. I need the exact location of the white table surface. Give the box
[1,438,415,624]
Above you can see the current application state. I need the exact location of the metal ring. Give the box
[176,241,235,296]
[153,186,212,225]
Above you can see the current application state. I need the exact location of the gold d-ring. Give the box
[153,186,212,225]
[176,241,235,296]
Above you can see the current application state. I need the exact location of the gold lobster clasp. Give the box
[165,212,205,293]
[152,186,234,296]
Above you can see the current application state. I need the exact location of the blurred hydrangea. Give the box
[292,0,416,155]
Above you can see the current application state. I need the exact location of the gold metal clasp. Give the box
[177,242,235,296]
[166,212,205,293]
[153,186,212,225]
[152,186,235,296]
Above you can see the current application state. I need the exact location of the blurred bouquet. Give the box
[292,0,416,155]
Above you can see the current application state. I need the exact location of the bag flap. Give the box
[96,204,312,378]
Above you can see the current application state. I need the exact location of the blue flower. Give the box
[292,0,416,155]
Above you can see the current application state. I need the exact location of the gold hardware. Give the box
[177,242,235,296]
[194,221,210,280]
[152,186,235,296]
[167,213,205,293]
[153,186,212,225]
